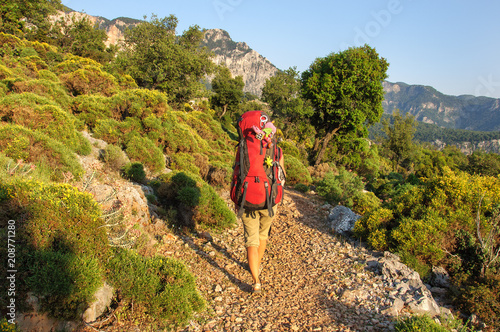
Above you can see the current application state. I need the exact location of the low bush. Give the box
[0,124,84,181]
[394,315,448,332]
[106,248,205,327]
[284,155,312,185]
[156,171,236,230]
[294,183,310,193]
[0,179,108,319]
[121,162,146,183]
[101,144,129,172]
[71,94,112,129]
[11,79,70,107]
[193,183,237,230]
[0,94,91,155]
[61,65,118,96]
[316,169,364,208]
[308,163,337,182]
[109,88,170,120]
[352,190,382,215]
[457,274,500,331]
[125,136,165,173]
[171,152,200,176]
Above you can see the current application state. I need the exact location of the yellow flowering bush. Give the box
[0,178,108,319]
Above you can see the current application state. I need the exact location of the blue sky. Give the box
[61,0,500,98]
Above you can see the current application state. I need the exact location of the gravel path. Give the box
[167,189,398,332]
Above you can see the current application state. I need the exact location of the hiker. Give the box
[230,111,286,293]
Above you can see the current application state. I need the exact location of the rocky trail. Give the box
[69,137,450,332]
[98,189,449,332]
[151,190,401,331]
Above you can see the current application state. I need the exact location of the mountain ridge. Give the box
[54,10,500,135]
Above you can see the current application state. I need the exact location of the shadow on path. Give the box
[179,233,251,293]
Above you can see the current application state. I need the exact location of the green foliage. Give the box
[284,155,312,185]
[125,135,165,172]
[457,274,500,331]
[60,62,118,96]
[10,78,70,107]
[301,45,388,165]
[156,171,236,229]
[0,0,62,40]
[358,166,500,293]
[171,152,200,175]
[101,144,129,172]
[294,183,310,193]
[0,124,84,181]
[27,251,102,319]
[117,14,215,104]
[380,110,417,170]
[210,66,244,119]
[121,162,146,183]
[316,169,364,208]
[0,178,108,319]
[353,190,382,215]
[466,150,500,176]
[106,248,205,327]
[0,93,91,155]
[0,318,19,331]
[394,315,448,332]
[49,16,115,64]
[262,67,314,142]
[194,183,237,229]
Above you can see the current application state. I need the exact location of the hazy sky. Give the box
[61,0,500,98]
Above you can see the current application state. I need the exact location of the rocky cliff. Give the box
[51,10,142,47]
[201,29,279,96]
[52,11,278,96]
[383,81,500,132]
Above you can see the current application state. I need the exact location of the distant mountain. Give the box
[383,81,500,131]
[201,29,278,96]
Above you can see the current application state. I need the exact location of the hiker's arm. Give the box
[280,154,286,185]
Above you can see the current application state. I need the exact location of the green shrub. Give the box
[101,144,129,172]
[109,88,170,120]
[92,118,123,144]
[61,65,118,96]
[0,179,108,319]
[26,251,102,319]
[156,171,235,230]
[194,183,237,229]
[353,190,381,215]
[125,136,165,172]
[0,93,90,155]
[354,208,393,250]
[37,69,59,82]
[284,155,312,185]
[11,79,70,107]
[0,124,84,181]
[121,162,146,183]
[395,315,448,332]
[316,169,364,208]
[457,274,500,331]
[106,248,205,327]
[71,94,113,129]
[171,152,200,176]
[294,183,310,193]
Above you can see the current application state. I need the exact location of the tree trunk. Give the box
[219,104,228,118]
[314,128,338,166]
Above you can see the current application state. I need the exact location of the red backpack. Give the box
[230,110,285,217]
